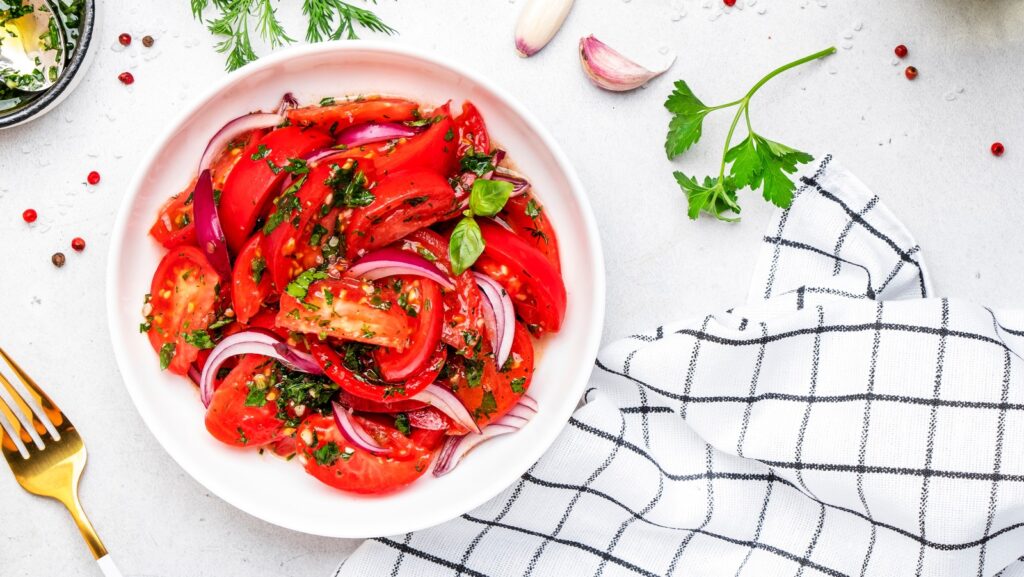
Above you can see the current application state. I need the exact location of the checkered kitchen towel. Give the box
[336,155,1024,577]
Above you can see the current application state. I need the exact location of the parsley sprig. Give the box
[665,47,835,221]
[191,0,396,71]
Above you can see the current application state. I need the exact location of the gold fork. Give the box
[0,346,122,576]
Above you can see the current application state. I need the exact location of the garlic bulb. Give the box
[579,35,676,92]
[515,0,575,58]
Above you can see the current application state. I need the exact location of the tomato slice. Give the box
[147,246,221,375]
[219,126,334,252]
[296,413,442,494]
[400,230,488,357]
[475,220,567,335]
[499,195,561,272]
[262,158,370,290]
[336,389,428,413]
[149,183,197,249]
[309,339,446,402]
[445,322,535,427]
[370,104,458,178]
[231,233,273,324]
[345,170,457,259]
[276,278,412,348]
[286,98,420,131]
[374,277,443,381]
[453,101,491,159]
[205,355,285,447]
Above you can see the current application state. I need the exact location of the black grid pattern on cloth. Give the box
[335,156,1024,577]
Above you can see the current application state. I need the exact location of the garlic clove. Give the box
[579,35,676,92]
[515,0,576,58]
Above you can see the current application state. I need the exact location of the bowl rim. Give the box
[0,0,96,128]
[106,40,606,537]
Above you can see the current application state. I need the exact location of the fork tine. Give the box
[0,373,46,451]
[0,397,30,459]
[0,346,61,441]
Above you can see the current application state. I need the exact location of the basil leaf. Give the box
[468,179,513,217]
[449,217,484,275]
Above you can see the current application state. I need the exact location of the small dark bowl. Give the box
[0,0,96,129]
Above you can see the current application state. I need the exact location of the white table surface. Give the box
[1,0,1022,575]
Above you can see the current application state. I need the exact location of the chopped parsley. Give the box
[159,342,176,370]
[313,441,342,466]
[324,162,375,208]
[510,376,527,394]
[245,381,269,407]
[415,246,437,262]
[460,149,496,177]
[525,198,542,219]
[464,359,484,388]
[250,144,271,161]
[394,413,411,436]
[285,267,329,299]
[182,329,216,350]
[475,391,498,420]
[262,175,306,234]
[319,96,336,106]
[251,256,267,283]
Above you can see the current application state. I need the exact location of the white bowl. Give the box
[106,42,605,538]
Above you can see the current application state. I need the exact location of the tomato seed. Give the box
[118,71,134,85]
[904,66,918,80]
[118,33,131,46]
[71,237,86,252]
[723,0,736,5]
[142,35,154,48]
[991,142,1005,157]
[894,44,908,58]
[51,252,66,268]
[22,208,37,223]
[87,170,101,185]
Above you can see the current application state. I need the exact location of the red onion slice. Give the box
[492,167,531,197]
[473,272,516,368]
[199,112,283,173]
[335,122,423,148]
[410,384,481,434]
[192,169,232,278]
[432,396,537,477]
[347,247,456,290]
[199,330,322,407]
[332,402,391,456]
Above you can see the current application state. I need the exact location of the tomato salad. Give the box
[141,96,566,495]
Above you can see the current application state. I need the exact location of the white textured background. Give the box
[1,0,1022,575]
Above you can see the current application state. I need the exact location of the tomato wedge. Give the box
[147,246,221,375]
[309,340,446,402]
[219,126,334,252]
[401,230,488,357]
[446,322,535,427]
[499,195,561,272]
[231,233,273,324]
[453,101,491,159]
[345,170,457,259]
[286,97,420,130]
[277,278,412,348]
[205,355,285,447]
[374,277,444,382]
[476,220,567,335]
[296,413,442,494]
[370,104,458,178]
[149,185,197,249]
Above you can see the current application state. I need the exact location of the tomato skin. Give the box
[499,195,561,272]
[476,220,567,335]
[205,355,285,447]
[231,233,272,324]
[335,389,428,413]
[374,277,444,382]
[286,98,420,130]
[147,246,221,375]
[448,322,535,427]
[219,126,334,252]
[345,170,457,259]
[401,230,489,357]
[277,278,412,348]
[454,101,491,158]
[296,413,442,494]
[309,339,446,402]
[370,104,458,178]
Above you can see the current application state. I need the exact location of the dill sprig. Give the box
[191,0,396,71]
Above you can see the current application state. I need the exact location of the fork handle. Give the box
[97,555,124,577]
